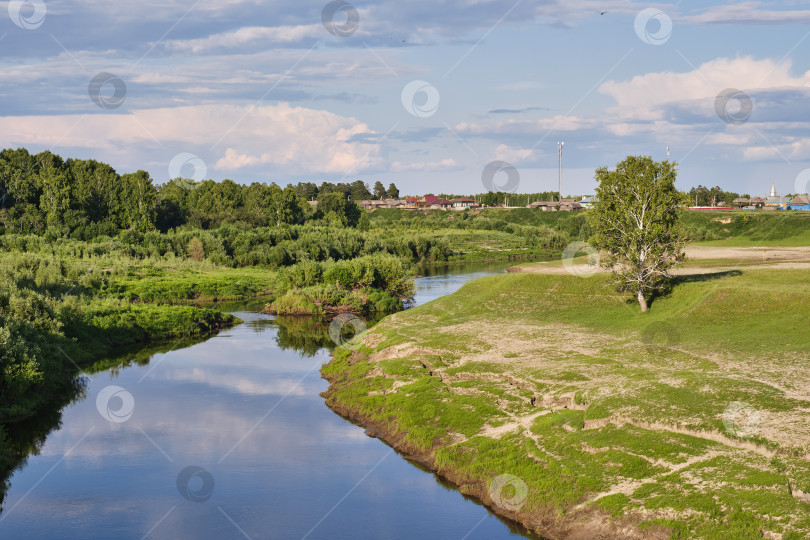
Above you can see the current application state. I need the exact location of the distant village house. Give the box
[357,195,477,211]
[527,198,584,212]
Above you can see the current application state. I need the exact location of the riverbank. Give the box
[321,267,810,539]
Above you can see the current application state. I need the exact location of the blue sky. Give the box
[3,1,810,197]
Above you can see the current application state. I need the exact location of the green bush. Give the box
[267,290,325,316]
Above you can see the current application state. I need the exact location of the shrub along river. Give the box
[0,262,539,540]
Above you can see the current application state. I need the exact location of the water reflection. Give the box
[0,263,537,540]
[0,336,232,516]
[413,262,518,306]
[271,316,334,356]
[0,376,86,514]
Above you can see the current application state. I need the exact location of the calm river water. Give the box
[0,262,538,539]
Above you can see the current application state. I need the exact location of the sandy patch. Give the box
[367,343,442,363]
[439,321,616,362]
[684,245,810,261]
[510,246,810,275]
[479,409,552,439]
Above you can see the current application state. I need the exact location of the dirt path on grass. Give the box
[509,246,810,276]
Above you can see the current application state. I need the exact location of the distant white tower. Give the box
[770,183,777,197]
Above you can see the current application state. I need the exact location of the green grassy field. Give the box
[683,211,810,246]
[323,267,810,539]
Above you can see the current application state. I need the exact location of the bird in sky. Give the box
[600,11,607,15]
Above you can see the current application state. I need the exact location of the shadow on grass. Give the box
[648,269,743,309]
[670,269,743,284]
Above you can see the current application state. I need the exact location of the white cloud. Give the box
[493,143,539,163]
[684,2,810,25]
[743,138,810,162]
[707,132,755,146]
[43,0,268,20]
[599,56,810,120]
[390,158,461,172]
[0,103,380,178]
[0,46,404,88]
[454,114,595,136]
[592,56,810,162]
[161,25,323,53]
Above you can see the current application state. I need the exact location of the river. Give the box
[0,262,538,540]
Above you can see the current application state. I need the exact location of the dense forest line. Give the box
[0,147,383,237]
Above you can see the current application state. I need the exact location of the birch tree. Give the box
[588,156,687,312]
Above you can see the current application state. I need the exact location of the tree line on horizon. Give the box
[687,185,746,206]
[0,148,382,238]
[0,147,763,240]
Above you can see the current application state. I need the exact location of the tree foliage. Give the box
[687,185,743,207]
[187,237,205,261]
[373,181,386,199]
[317,192,361,227]
[588,156,687,312]
[349,180,372,201]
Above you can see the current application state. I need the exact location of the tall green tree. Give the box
[269,185,305,226]
[37,154,70,231]
[219,179,243,210]
[317,192,361,227]
[241,182,273,226]
[119,171,157,231]
[0,148,40,208]
[294,182,318,201]
[154,180,191,231]
[588,156,687,312]
[349,180,372,201]
[373,181,386,199]
[66,158,118,223]
[387,183,399,199]
[190,179,242,217]
[708,185,726,206]
[687,185,711,206]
